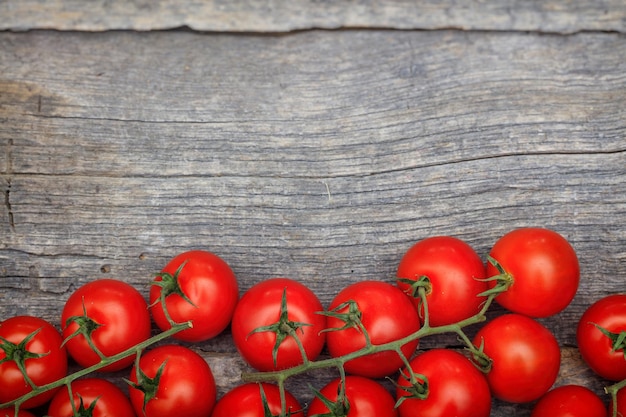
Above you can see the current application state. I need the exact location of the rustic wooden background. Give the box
[1,1,625,415]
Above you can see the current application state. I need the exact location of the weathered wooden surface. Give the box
[1,0,625,33]
[1,18,625,417]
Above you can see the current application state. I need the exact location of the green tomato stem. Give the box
[241,293,495,385]
[605,378,626,417]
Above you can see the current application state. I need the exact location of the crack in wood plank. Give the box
[3,139,15,231]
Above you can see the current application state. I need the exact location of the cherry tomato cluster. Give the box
[0,227,625,417]
[0,250,238,417]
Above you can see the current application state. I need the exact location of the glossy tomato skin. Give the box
[487,227,579,317]
[128,344,216,417]
[211,383,303,417]
[396,349,491,417]
[307,376,397,417]
[48,378,136,417]
[531,385,607,417]
[577,294,626,381]
[0,409,36,417]
[325,281,420,378]
[0,316,68,409]
[61,279,151,372]
[396,236,487,326]
[150,250,239,342]
[472,314,560,403]
[231,278,326,371]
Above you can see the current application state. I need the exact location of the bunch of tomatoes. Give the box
[1,227,625,417]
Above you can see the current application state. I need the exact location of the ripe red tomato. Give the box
[396,236,487,326]
[47,378,135,417]
[307,376,397,417]
[472,314,560,403]
[577,294,626,381]
[61,279,151,372]
[486,227,579,317]
[0,316,68,409]
[211,383,303,417]
[325,281,420,378]
[0,409,36,417]
[531,385,607,417]
[128,344,216,417]
[150,250,239,342]
[231,278,326,371]
[395,348,491,417]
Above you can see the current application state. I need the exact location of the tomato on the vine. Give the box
[231,277,326,371]
[47,378,135,417]
[577,294,626,381]
[0,316,68,409]
[531,385,607,417]
[395,348,491,417]
[150,250,239,342]
[396,236,487,326]
[128,344,216,417]
[486,227,579,317]
[472,313,560,403]
[61,279,151,372]
[211,383,303,417]
[307,376,397,417]
[324,281,420,378]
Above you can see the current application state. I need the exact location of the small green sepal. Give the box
[248,288,312,367]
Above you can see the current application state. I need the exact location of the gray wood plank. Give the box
[1,29,625,415]
[1,0,625,33]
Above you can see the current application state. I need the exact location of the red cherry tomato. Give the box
[47,378,135,417]
[150,250,239,342]
[395,349,491,417]
[577,294,626,381]
[128,344,216,417]
[396,236,487,326]
[61,279,151,372]
[231,278,326,371]
[325,281,420,378]
[211,383,303,417]
[531,385,607,417]
[486,227,579,317]
[0,316,68,409]
[472,314,561,403]
[307,376,397,417]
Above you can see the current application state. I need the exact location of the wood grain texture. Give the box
[1,0,625,33]
[1,29,625,415]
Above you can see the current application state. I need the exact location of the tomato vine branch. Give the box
[605,378,626,417]
[241,289,499,386]
[0,321,192,412]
